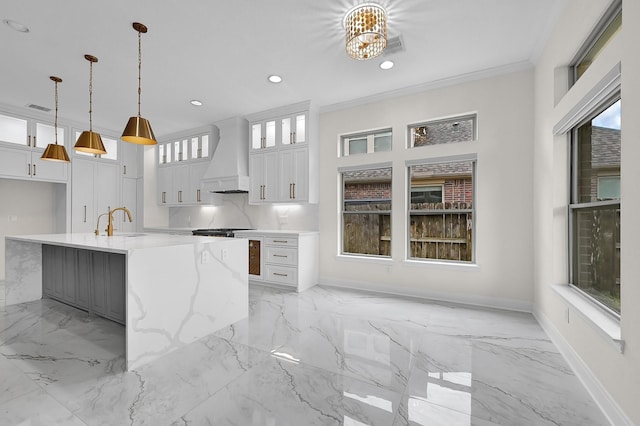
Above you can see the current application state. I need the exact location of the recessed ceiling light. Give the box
[190,100,203,106]
[268,75,282,83]
[3,19,29,33]
[380,60,394,70]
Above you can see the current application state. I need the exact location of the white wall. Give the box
[0,179,64,279]
[533,0,638,423]
[318,70,535,310]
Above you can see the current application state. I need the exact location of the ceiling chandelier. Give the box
[121,22,157,145]
[344,3,387,60]
[41,76,70,162]
[74,54,107,155]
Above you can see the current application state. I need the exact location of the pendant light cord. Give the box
[88,60,93,132]
[137,29,142,117]
[54,80,59,145]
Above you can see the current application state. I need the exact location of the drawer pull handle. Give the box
[273,272,288,277]
[197,189,201,202]
[273,240,288,243]
[273,254,288,258]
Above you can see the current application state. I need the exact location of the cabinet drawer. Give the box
[264,265,297,286]
[265,246,297,266]
[265,236,297,247]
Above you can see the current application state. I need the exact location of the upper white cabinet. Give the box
[121,141,141,178]
[246,101,317,204]
[71,158,120,234]
[0,112,68,182]
[156,126,213,206]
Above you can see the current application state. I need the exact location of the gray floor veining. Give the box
[0,284,609,425]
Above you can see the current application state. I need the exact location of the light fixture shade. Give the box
[121,116,157,145]
[75,131,106,154]
[41,143,70,162]
[344,3,387,60]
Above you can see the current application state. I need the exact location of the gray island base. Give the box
[4,233,248,371]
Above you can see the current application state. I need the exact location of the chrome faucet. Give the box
[95,207,133,236]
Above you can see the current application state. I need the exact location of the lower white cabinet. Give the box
[235,231,319,292]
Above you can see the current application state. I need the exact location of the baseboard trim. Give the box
[533,307,632,426]
[319,277,532,313]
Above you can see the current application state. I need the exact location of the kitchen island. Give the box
[4,233,248,370]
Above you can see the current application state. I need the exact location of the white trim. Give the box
[533,307,633,426]
[320,61,533,114]
[335,254,394,265]
[551,284,623,352]
[553,63,621,135]
[402,259,478,271]
[337,161,393,173]
[405,153,478,167]
[319,277,532,313]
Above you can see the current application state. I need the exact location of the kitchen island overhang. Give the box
[4,233,248,371]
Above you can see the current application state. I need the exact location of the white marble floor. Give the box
[0,285,609,425]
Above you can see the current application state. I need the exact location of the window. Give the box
[408,160,474,262]
[409,115,476,148]
[571,1,621,84]
[570,98,620,315]
[341,129,392,156]
[341,166,392,257]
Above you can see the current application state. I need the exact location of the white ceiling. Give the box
[1,0,564,137]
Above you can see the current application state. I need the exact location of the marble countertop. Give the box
[6,233,234,254]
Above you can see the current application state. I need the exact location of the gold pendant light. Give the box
[41,76,70,162]
[122,22,156,145]
[344,3,387,60]
[75,54,106,155]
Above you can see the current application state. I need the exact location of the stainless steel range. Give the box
[191,228,253,237]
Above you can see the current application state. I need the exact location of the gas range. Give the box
[192,228,253,237]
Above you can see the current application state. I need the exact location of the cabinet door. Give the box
[62,247,77,304]
[279,147,308,202]
[157,166,173,205]
[71,159,95,233]
[189,162,210,204]
[91,251,108,317]
[106,253,126,324]
[280,113,307,146]
[249,152,277,203]
[31,153,68,182]
[173,164,190,204]
[76,249,91,309]
[250,120,276,150]
[121,178,138,233]
[0,113,29,146]
[0,146,30,178]
[96,162,120,229]
[121,142,140,178]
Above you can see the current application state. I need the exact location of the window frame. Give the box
[341,128,392,157]
[408,114,477,149]
[568,94,621,319]
[406,155,477,264]
[339,163,393,259]
[569,0,622,86]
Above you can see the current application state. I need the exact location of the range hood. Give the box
[201,116,250,193]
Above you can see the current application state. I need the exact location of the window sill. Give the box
[335,254,394,265]
[552,284,624,353]
[402,259,478,270]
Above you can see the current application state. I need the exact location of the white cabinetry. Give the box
[121,141,141,178]
[249,151,278,203]
[71,158,120,233]
[157,126,213,206]
[247,102,317,204]
[235,231,319,292]
[0,112,68,182]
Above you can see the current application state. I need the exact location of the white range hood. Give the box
[201,116,250,193]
